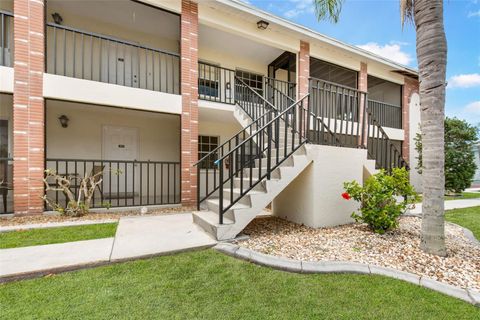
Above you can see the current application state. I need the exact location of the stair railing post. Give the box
[267,122,272,180]
[197,164,200,211]
[218,159,224,225]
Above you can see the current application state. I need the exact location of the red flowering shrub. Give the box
[341,192,351,200]
[343,168,419,234]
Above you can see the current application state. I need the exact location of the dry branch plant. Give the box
[42,169,104,216]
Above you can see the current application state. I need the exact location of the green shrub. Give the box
[343,168,419,234]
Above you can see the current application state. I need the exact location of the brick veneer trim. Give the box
[297,41,310,99]
[180,0,198,206]
[13,0,45,215]
[358,62,368,147]
[402,76,419,163]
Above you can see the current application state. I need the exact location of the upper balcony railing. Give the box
[367,100,402,129]
[198,61,297,106]
[198,62,235,104]
[46,23,180,94]
[0,10,13,67]
[309,77,367,148]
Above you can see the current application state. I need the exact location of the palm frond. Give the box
[313,0,344,23]
[400,0,414,28]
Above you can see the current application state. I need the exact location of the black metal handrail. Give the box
[365,109,409,171]
[0,10,13,67]
[368,99,402,129]
[215,94,310,223]
[198,62,236,104]
[309,77,367,148]
[45,158,181,209]
[195,78,281,205]
[264,76,296,111]
[46,22,180,94]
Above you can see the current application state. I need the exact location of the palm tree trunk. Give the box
[415,0,447,256]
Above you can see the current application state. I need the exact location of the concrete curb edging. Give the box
[214,243,480,307]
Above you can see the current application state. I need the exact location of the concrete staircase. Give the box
[193,144,312,240]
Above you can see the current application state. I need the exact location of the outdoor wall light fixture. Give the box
[257,20,269,30]
[58,115,69,128]
[52,12,63,25]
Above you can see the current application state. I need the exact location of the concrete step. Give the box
[192,211,234,240]
[206,198,249,215]
[223,188,266,206]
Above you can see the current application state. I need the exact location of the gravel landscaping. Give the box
[0,206,195,227]
[240,216,480,290]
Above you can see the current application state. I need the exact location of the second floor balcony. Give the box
[45,0,180,95]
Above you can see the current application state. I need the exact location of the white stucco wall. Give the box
[43,74,181,114]
[0,93,13,157]
[273,145,370,228]
[46,100,180,162]
[0,67,13,93]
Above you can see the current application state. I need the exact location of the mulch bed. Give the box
[240,216,480,290]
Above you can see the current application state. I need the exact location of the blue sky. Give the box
[246,0,480,125]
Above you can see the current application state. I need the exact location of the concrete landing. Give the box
[110,214,217,261]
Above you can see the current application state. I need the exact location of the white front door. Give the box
[103,125,138,161]
[102,126,139,197]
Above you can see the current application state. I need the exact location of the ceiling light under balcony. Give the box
[257,20,269,30]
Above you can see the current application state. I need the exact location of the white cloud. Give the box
[461,101,480,124]
[467,10,480,18]
[284,0,315,19]
[448,74,480,88]
[465,101,480,114]
[356,42,412,65]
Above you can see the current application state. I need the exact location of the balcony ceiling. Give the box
[47,0,179,41]
[199,24,284,66]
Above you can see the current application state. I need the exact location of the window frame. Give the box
[198,135,220,170]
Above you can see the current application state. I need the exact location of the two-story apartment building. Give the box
[0,0,420,239]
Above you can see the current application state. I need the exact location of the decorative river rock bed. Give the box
[239,216,479,290]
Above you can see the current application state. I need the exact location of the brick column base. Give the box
[13,0,45,215]
[180,0,199,207]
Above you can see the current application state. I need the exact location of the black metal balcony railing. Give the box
[44,158,181,210]
[365,111,408,171]
[198,62,236,104]
[264,77,296,112]
[309,77,367,148]
[368,100,402,129]
[0,10,13,67]
[46,23,180,94]
[0,157,13,214]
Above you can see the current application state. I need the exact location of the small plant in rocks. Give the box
[343,167,419,234]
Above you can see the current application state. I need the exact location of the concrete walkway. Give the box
[0,213,216,281]
[407,198,480,215]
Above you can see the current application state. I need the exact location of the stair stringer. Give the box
[193,145,312,240]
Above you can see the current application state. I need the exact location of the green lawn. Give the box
[0,250,477,319]
[446,206,480,239]
[0,223,118,249]
[445,192,480,201]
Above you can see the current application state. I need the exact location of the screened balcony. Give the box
[45,0,180,95]
[0,10,13,67]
